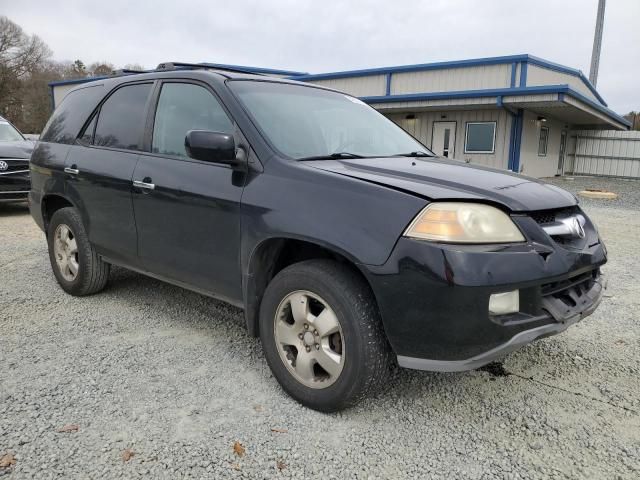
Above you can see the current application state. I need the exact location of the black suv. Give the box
[0,115,33,203]
[30,64,606,411]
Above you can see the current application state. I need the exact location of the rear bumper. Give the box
[397,273,605,372]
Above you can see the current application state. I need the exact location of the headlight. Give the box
[404,202,525,243]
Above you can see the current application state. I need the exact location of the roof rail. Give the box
[110,68,148,77]
[155,61,266,76]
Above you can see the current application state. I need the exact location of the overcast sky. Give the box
[3,0,638,113]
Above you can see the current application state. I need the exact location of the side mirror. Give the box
[184,130,236,164]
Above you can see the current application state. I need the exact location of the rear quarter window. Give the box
[40,84,105,144]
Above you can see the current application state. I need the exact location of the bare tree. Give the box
[88,61,115,76]
[0,16,52,119]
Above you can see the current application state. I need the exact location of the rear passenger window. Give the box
[79,115,96,144]
[152,83,233,158]
[94,83,152,150]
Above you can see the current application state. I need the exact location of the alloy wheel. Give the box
[273,290,345,388]
[53,224,79,282]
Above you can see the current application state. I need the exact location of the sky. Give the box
[3,0,639,113]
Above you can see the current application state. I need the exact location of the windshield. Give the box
[0,121,24,142]
[229,80,432,159]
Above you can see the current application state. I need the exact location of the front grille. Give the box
[541,269,601,323]
[530,206,580,225]
[0,159,29,173]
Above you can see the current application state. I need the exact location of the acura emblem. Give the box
[571,217,586,239]
[0,160,8,171]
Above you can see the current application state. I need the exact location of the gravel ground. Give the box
[1,176,639,479]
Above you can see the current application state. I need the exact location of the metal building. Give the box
[291,54,630,178]
[49,55,632,178]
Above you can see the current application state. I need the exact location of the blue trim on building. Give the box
[507,109,524,172]
[519,62,528,88]
[510,62,517,88]
[385,72,392,96]
[290,54,609,107]
[358,85,630,128]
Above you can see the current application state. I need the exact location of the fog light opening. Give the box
[489,290,520,315]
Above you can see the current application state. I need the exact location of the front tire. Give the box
[259,260,391,412]
[47,207,110,296]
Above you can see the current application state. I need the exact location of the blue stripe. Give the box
[289,54,533,81]
[290,54,609,107]
[359,85,630,128]
[510,62,517,88]
[385,72,392,96]
[519,62,528,88]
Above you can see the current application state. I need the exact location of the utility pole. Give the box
[589,0,606,86]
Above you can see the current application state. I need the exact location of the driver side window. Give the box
[152,83,233,158]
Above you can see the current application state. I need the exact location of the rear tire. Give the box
[259,259,391,412]
[47,207,110,296]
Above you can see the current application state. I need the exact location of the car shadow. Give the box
[0,202,30,217]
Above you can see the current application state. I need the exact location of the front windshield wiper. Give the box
[391,151,433,157]
[296,152,365,161]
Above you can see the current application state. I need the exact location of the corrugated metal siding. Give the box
[569,130,640,178]
[52,84,78,108]
[391,64,511,94]
[371,97,496,111]
[526,65,598,103]
[385,109,511,170]
[308,75,386,97]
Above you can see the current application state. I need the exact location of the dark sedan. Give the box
[0,116,34,203]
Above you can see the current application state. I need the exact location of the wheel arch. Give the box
[41,194,76,233]
[243,236,381,338]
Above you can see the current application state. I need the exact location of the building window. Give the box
[538,126,549,156]
[464,122,496,154]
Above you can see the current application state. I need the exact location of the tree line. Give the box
[0,16,143,133]
[1,15,639,134]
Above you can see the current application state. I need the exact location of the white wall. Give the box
[385,109,512,170]
[518,111,566,178]
[52,84,79,108]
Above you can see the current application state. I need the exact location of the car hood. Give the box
[0,140,34,159]
[305,156,576,212]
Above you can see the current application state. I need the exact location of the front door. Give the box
[557,130,567,175]
[132,81,244,303]
[431,121,456,158]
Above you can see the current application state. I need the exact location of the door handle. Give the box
[133,179,155,190]
[64,165,79,175]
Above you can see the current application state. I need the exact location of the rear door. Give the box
[65,82,153,265]
[131,80,244,303]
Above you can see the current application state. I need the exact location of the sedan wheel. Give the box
[274,290,345,388]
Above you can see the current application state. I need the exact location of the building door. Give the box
[431,121,456,158]
[557,130,567,175]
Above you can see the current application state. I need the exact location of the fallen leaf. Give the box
[57,424,79,433]
[0,453,16,468]
[253,405,264,412]
[276,460,287,471]
[233,441,245,457]
[615,339,625,345]
[121,449,135,462]
[230,462,241,470]
[270,428,288,433]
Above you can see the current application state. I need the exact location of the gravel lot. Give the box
[1,176,639,479]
